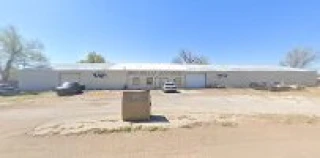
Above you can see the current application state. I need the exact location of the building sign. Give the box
[217,73,228,79]
[93,71,107,78]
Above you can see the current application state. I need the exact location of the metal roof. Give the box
[47,63,313,72]
[51,63,112,70]
[109,63,312,72]
[213,65,311,71]
[109,63,189,71]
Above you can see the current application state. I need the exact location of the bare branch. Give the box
[172,50,209,65]
[280,48,317,68]
[0,25,48,81]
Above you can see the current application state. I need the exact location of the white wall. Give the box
[19,69,59,91]
[19,69,317,91]
[79,71,127,90]
[19,70,127,91]
[206,71,318,88]
[126,71,185,89]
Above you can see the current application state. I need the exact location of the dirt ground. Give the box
[1,88,320,158]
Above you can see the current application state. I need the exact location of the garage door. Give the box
[60,73,80,84]
[186,74,206,88]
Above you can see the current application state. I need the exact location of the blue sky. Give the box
[0,0,319,68]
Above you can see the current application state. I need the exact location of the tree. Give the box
[172,50,209,64]
[79,52,106,63]
[280,48,317,68]
[0,25,48,81]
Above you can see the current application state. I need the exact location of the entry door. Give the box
[186,74,206,88]
[157,77,169,88]
[60,73,80,84]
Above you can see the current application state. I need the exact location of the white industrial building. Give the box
[18,63,318,91]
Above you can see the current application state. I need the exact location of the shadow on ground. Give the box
[163,90,181,94]
[129,115,170,124]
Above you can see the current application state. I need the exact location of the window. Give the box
[146,77,153,85]
[174,77,182,86]
[62,82,72,87]
[132,77,140,85]
[164,83,175,86]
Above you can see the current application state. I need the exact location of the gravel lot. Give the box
[1,88,320,157]
[1,89,320,135]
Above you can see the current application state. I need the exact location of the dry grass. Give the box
[35,125,168,136]
[0,91,55,105]
[2,87,319,105]
[198,87,320,97]
[180,122,206,129]
[254,114,319,125]
[87,125,167,134]
[85,90,122,99]
[31,113,320,137]
[146,126,167,132]
[218,121,239,127]
[180,113,319,130]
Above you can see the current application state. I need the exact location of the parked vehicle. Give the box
[0,84,20,96]
[250,81,292,92]
[162,82,178,93]
[249,82,268,90]
[269,82,291,92]
[55,82,85,96]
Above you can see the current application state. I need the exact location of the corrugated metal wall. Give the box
[19,69,318,91]
[18,70,127,91]
[19,70,59,91]
[79,71,127,90]
[206,71,317,88]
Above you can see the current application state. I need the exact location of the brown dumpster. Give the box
[122,90,151,121]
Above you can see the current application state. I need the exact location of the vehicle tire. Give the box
[57,91,65,96]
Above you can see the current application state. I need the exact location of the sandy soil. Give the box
[1,88,320,158]
[2,123,320,158]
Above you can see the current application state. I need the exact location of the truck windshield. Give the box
[62,82,72,87]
